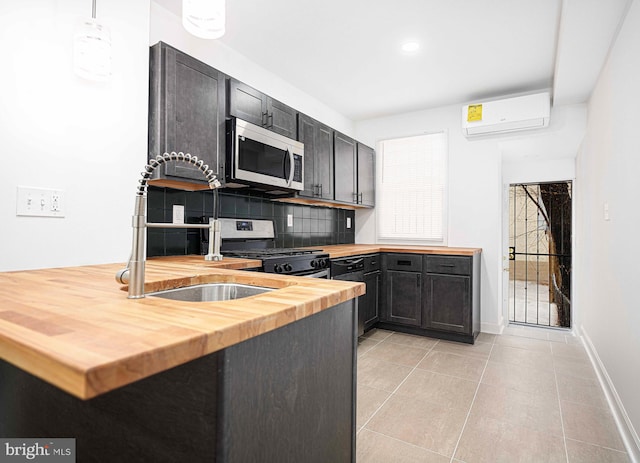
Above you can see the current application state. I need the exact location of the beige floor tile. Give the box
[562,400,625,451]
[395,369,478,411]
[556,372,608,409]
[358,355,414,392]
[357,384,391,430]
[553,355,598,380]
[481,360,557,400]
[384,332,439,350]
[416,350,487,381]
[357,429,450,463]
[432,339,493,359]
[489,344,555,371]
[552,342,591,362]
[358,337,380,356]
[566,438,631,463]
[470,383,562,436]
[367,340,429,367]
[366,395,467,456]
[454,413,566,463]
[494,334,552,352]
[476,332,497,344]
[362,328,394,341]
[548,331,571,343]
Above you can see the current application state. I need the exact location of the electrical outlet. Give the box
[173,205,185,224]
[346,217,351,229]
[16,186,65,217]
[287,214,293,227]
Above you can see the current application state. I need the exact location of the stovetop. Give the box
[222,247,329,275]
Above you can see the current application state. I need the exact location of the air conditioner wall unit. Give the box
[461,92,550,137]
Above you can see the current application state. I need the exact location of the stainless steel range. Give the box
[219,218,330,278]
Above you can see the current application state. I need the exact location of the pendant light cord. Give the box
[92,0,96,19]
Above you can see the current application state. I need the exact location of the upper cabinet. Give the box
[357,143,375,207]
[334,131,357,204]
[297,113,334,200]
[228,79,297,139]
[334,134,376,208]
[148,42,225,189]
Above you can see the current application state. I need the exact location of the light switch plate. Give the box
[16,186,65,217]
[346,217,352,229]
[287,214,293,227]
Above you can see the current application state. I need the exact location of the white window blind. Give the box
[378,132,447,241]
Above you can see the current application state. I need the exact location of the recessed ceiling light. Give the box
[401,41,420,53]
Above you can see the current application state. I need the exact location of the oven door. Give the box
[295,268,330,279]
[230,118,304,191]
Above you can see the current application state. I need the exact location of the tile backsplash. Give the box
[147,187,355,257]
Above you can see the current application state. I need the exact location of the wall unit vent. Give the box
[462,92,550,137]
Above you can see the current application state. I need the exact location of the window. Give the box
[378,132,447,241]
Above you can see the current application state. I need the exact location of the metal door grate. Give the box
[508,182,572,328]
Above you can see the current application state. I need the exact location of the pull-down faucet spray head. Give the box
[116,152,223,299]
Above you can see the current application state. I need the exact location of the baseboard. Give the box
[580,325,640,463]
[481,313,505,335]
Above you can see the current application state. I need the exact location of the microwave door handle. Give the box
[286,148,294,187]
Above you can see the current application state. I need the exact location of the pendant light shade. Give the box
[183,0,226,39]
[73,0,112,81]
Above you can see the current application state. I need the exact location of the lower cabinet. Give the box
[379,252,480,343]
[362,255,381,331]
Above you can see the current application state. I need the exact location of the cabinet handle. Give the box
[353,193,358,203]
[397,260,412,266]
[358,192,363,204]
[440,264,455,267]
[267,113,273,128]
[318,184,323,197]
[262,111,268,126]
[417,274,421,287]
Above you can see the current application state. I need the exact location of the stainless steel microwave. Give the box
[225,117,304,193]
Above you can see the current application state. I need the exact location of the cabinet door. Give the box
[357,143,375,207]
[149,43,225,182]
[228,79,266,127]
[385,271,422,327]
[267,98,297,139]
[363,271,380,329]
[297,114,316,198]
[423,273,471,334]
[334,131,357,203]
[315,123,334,200]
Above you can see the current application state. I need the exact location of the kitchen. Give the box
[1,0,639,462]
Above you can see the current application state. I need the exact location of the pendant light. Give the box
[182,0,226,39]
[73,0,112,81]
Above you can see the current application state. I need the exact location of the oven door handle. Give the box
[299,268,330,278]
[285,147,294,187]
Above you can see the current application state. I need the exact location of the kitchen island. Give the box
[0,256,363,462]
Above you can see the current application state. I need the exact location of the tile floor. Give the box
[356,326,630,463]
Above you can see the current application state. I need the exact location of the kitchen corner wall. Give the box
[146,187,355,257]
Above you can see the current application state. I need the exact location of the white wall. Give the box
[0,0,150,271]
[576,0,640,455]
[355,103,586,334]
[149,2,354,137]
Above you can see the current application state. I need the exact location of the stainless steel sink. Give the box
[147,283,273,302]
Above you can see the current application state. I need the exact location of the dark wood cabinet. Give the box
[362,255,381,330]
[228,79,297,139]
[334,131,357,204]
[298,114,334,200]
[378,252,481,344]
[148,42,226,188]
[357,143,375,207]
[381,254,423,327]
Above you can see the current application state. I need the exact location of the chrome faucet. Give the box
[116,152,223,299]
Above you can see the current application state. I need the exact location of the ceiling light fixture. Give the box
[401,41,420,54]
[73,0,112,82]
[183,0,226,39]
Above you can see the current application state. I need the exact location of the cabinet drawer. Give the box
[425,255,471,275]
[383,254,422,272]
[364,254,380,272]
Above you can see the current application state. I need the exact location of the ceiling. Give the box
[152,0,632,122]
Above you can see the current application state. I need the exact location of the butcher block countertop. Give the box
[315,244,481,258]
[0,256,363,400]
[0,244,479,401]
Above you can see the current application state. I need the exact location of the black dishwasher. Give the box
[331,257,365,336]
